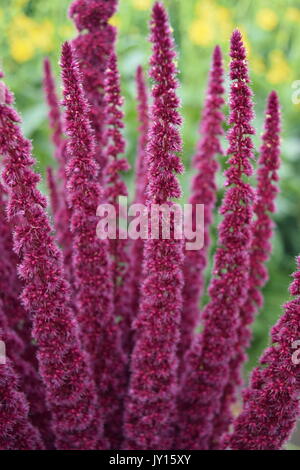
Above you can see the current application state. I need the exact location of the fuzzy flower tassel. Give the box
[226,93,290,451]
[177,30,255,450]
[129,66,150,330]
[69,0,119,175]
[61,42,126,448]
[43,59,74,288]
[0,338,44,450]
[180,45,224,363]
[212,91,281,448]
[133,65,149,207]
[103,52,132,356]
[43,58,64,162]
[229,252,300,449]
[124,3,184,450]
[0,71,105,450]
[0,184,53,447]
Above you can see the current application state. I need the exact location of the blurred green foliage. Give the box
[1,0,300,396]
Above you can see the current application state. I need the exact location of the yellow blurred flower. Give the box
[109,14,121,28]
[15,0,29,7]
[10,38,34,63]
[8,14,55,62]
[285,7,300,23]
[251,56,266,75]
[190,0,233,47]
[215,6,233,39]
[10,13,35,32]
[132,0,151,10]
[266,50,293,84]
[256,8,278,31]
[31,21,55,52]
[189,19,215,46]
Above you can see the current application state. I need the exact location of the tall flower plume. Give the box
[124,2,184,450]
[0,337,44,450]
[129,66,150,334]
[0,72,105,450]
[43,59,73,287]
[0,243,48,450]
[0,258,49,449]
[134,65,150,207]
[0,183,33,358]
[176,30,255,450]
[43,58,64,161]
[69,0,118,176]
[212,91,281,448]
[227,93,289,450]
[103,52,131,355]
[47,166,60,221]
[229,254,300,449]
[0,185,53,446]
[180,45,224,363]
[60,42,126,447]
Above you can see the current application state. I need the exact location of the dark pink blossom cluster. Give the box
[69,0,118,175]
[227,92,288,450]
[3,0,300,453]
[176,30,255,450]
[60,42,126,448]
[0,72,104,450]
[43,59,73,288]
[0,185,52,446]
[103,52,132,355]
[212,90,282,449]
[229,256,300,449]
[129,66,150,342]
[180,45,224,363]
[0,216,47,448]
[134,65,150,207]
[0,352,44,450]
[124,2,184,450]
[43,58,64,161]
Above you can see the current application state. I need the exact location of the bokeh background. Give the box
[1,0,300,447]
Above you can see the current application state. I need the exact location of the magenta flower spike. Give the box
[123,3,184,450]
[103,52,132,354]
[0,185,53,447]
[0,183,31,344]
[46,164,72,276]
[177,30,255,450]
[212,91,281,448]
[46,165,74,295]
[43,59,74,287]
[43,58,64,162]
[46,167,60,219]
[226,94,288,451]
[69,0,119,175]
[0,73,105,450]
[228,253,300,449]
[0,265,51,448]
[179,45,224,363]
[0,330,44,450]
[129,66,150,329]
[134,65,150,206]
[60,42,126,447]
